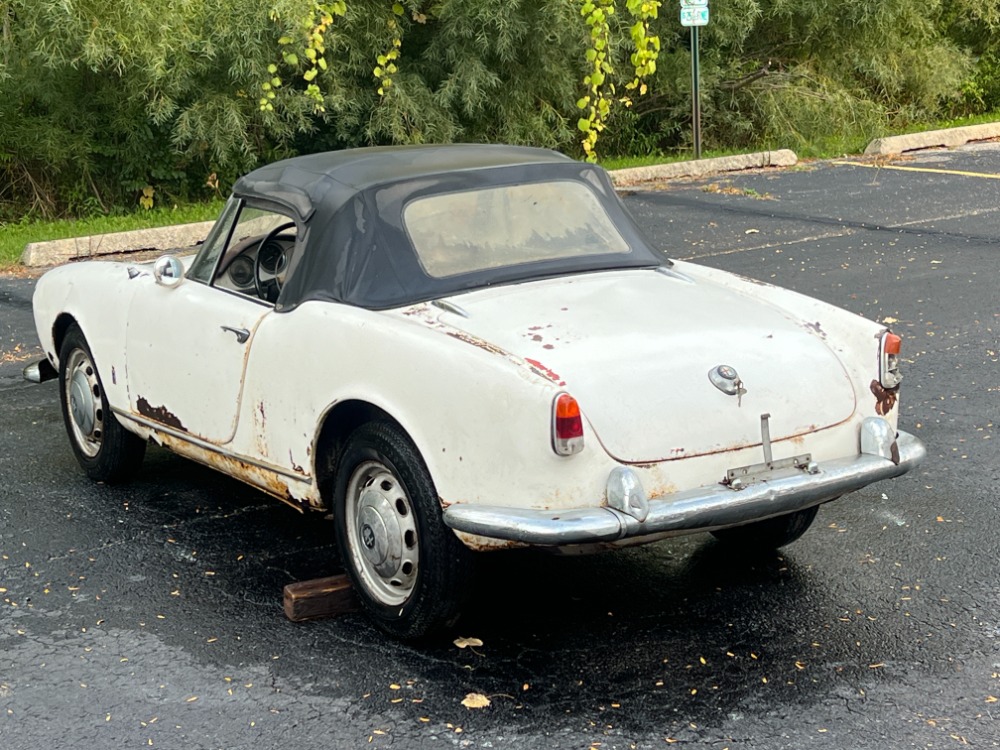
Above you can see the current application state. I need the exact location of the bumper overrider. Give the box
[442,417,926,546]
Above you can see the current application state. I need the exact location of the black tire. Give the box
[710,505,819,550]
[333,421,473,639]
[58,324,146,483]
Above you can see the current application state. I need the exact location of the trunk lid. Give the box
[431,269,857,463]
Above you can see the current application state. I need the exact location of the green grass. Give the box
[899,111,1000,135]
[0,201,224,269]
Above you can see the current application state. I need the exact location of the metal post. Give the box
[691,25,702,159]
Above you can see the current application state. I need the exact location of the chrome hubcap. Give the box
[345,461,419,606]
[64,348,103,458]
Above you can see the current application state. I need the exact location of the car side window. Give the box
[187,197,241,284]
[211,205,299,304]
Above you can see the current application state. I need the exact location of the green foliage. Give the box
[610,0,978,156]
[0,0,997,222]
[317,0,584,148]
[938,0,1000,113]
[0,0,313,219]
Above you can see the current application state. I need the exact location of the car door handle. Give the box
[220,325,250,344]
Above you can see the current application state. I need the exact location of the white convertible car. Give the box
[26,145,924,637]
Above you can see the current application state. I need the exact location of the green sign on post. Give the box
[680,0,708,158]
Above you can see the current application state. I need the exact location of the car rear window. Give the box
[403,180,631,278]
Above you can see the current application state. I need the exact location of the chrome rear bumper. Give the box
[23,358,57,384]
[442,425,925,546]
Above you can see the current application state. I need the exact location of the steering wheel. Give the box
[253,221,296,303]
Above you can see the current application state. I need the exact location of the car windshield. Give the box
[403,180,631,278]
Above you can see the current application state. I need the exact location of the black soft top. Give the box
[232,144,665,311]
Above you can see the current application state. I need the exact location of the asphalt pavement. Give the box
[1,144,998,749]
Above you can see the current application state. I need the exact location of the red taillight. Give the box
[880,331,903,389]
[552,393,584,456]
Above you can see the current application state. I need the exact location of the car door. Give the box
[124,277,270,444]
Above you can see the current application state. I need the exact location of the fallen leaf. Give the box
[461,693,491,709]
[453,637,483,649]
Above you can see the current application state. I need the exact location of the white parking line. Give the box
[679,230,855,260]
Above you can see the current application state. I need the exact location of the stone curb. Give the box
[864,122,1000,156]
[20,149,800,268]
[20,221,215,268]
[610,149,798,187]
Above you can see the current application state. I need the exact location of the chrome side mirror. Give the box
[153,255,184,288]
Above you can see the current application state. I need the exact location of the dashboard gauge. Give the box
[228,256,255,288]
[258,241,285,274]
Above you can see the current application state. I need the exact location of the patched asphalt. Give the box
[1,144,998,749]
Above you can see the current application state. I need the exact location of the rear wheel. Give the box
[333,421,473,639]
[710,506,819,550]
[58,324,145,482]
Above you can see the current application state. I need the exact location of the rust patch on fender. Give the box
[452,529,525,552]
[289,450,306,475]
[402,303,432,318]
[444,330,507,356]
[136,397,186,432]
[645,482,678,499]
[802,321,827,339]
[524,358,566,387]
[253,401,269,458]
[870,379,898,416]
[157,432,309,512]
[739,274,779,289]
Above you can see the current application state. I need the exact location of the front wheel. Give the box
[58,324,146,482]
[710,505,819,550]
[333,421,473,639]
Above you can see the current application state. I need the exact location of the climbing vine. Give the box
[261,1,345,113]
[624,0,661,101]
[373,3,405,97]
[577,0,661,159]
[260,1,657,155]
[576,0,616,161]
